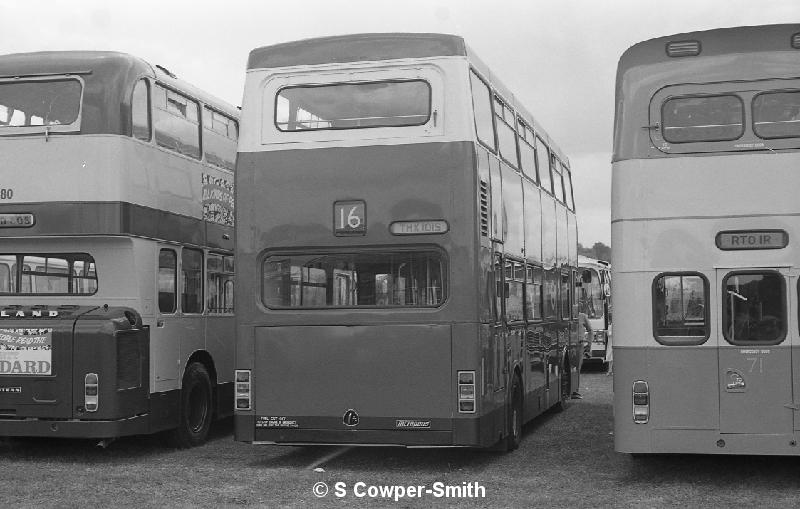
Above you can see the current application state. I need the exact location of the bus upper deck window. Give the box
[661,94,744,143]
[275,80,431,132]
[753,91,800,139]
[0,78,81,130]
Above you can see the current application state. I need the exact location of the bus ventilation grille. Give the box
[117,334,142,390]
[480,180,489,236]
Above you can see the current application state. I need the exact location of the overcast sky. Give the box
[3,1,798,245]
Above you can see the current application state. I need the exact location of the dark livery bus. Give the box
[234,34,580,449]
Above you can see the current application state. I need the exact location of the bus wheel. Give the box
[504,375,523,451]
[168,362,213,448]
[553,359,571,412]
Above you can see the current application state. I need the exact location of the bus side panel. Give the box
[614,346,719,453]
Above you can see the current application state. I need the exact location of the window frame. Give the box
[131,78,151,142]
[0,75,85,136]
[273,79,432,133]
[469,69,497,152]
[722,270,786,346]
[0,253,97,296]
[752,89,800,140]
[181,247,204,315]
[158,248,178,314]
[153,83,202,160]
[651,271,710,346]
[493,94,519,169]
[660,93,745,144]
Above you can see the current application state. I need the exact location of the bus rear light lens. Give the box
[85,373,99,412]
[457,370,476,414]
[235,369,251,410]
[632,380,649,424]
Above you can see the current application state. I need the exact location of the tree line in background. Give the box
[578,242,611,262]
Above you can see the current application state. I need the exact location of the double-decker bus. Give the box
[234,33,580,450]
[612,24,800,455]
[577,255,611,369]
[0,51,238,447]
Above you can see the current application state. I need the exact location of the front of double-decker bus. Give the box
[612,25,800,455]
[234,34,499,447]
[0,52,151,439]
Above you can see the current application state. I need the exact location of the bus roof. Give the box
[0,50,238,118]
[613,24,800,162]
[247,33,467,70]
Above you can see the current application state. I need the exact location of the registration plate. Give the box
[0,213,34,228]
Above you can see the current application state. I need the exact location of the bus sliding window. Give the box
[652,273,708,344]
[661,94,743,143]
[275,80,430,131]
[753,91,800,139]
[0,253,96,295]
[261,250,446,308]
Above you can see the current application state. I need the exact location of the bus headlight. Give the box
[632,380,649,423]
[235,369,251,410]
[85,373,99,412]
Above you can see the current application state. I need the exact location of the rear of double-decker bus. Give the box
[612,24,800,455]
[235,34,529,448]
[0,51,237,445]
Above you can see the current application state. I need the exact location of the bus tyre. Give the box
[553,359,571,412]
[169,362,213,448]
[504,375,523,451]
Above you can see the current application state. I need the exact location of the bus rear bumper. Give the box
[617,429,800,456]
[235,414,490,447]
[0,414,150,439]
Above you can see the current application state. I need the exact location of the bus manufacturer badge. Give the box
[395,419,431,428]
[0,386,21,393]
[343,409,360,427]
[715,229,788,250]
[334,201,366,236]
[0,213,35,228]
[725,369,746,392]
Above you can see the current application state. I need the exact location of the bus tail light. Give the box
[458,371,476,413]
[85,373,99,412]
[235,370,251,410]
[632,380,649,423]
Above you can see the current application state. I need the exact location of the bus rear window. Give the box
[262,250,446,308]
[661,94,743,143]
[0,253,97,295]
[275,80,430,131]
[652,273,708,344]
[723,272,785,345]
[753,91,800,139]
[0,79,81,129]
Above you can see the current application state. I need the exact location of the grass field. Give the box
[3,372,800,508]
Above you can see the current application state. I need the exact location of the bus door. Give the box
[717,268,793,434]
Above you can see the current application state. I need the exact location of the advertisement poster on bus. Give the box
[0,328,53,375]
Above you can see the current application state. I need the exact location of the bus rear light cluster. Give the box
[458,371,476,413]
[85,373,99,412]
[632,380,649,423]
[235,370,252,410]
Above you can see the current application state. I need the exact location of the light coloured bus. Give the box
[612,24,800,455]
[577,255,611,370]
[0,51,238,447]
[234,33,580,450]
